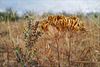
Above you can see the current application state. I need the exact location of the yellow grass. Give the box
[0,15,100,67]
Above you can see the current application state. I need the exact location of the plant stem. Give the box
[56,40,61,67]
[68,34,71,67]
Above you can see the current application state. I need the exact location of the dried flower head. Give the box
[38,14,86,32]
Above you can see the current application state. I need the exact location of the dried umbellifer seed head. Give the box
[38,14,87,32]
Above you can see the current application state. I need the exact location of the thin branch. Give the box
[56,40,61,67]
[75,61,100,64]
[68,34,71,67]
[88,17,100,29]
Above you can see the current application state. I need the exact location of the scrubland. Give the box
[0,13,100,67]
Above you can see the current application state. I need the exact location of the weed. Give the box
[13,14,43,67]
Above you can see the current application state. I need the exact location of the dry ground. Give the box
[0,17,100,67]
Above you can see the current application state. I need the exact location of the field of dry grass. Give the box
[0,15,100,67]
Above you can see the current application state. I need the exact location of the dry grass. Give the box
[0,15,100,67]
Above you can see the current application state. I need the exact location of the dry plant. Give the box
[38,14,87,67]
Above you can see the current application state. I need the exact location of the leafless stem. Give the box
[68,32,71,67]
[56,40,61,67]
